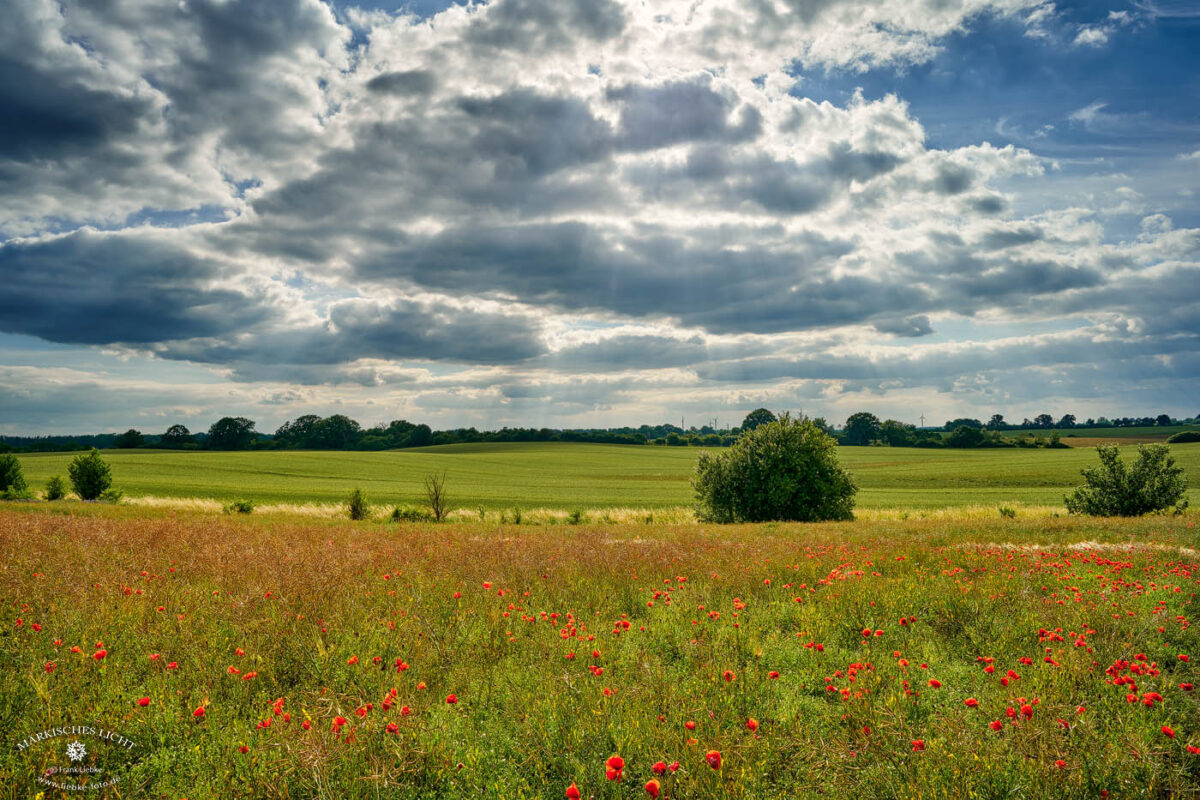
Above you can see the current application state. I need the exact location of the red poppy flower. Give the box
[239,745,249,754]
[93,649,107,660]
[606,754,624,781]
[446,694,458,705]
[137,697,150,707]
[705,750,722,770]
[911,740,925,752]
[651,761,667,775]
[193,707,206,718]
[565,783,581,800]
[990,720,1003,731]
[746,717,759,731]
[1163,725,1175,739]
[928,679,941,689]
[964,698,979,708]
[386,722,399,734]
[685,720,696,730]
[768,671,780,679]
[645,778,660,798]
[723,670,735,682]
[1054,759,1066,769]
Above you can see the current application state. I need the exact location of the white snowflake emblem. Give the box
[66,740,86,762]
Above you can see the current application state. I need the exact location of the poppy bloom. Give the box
[990,720,1004,731]
[565,783,581,800]
[239,745,249,754]
[685,720,696,730]
[137,697,150,707]
[386,722,399,734]
[606,754,624,781]
[446,694,458,705]
[332,716,347,731]
[769,671,780,679]
[911,740,925,752]
[652,761,667,775]
[1163,725,1176,739]
[93,649,107,660]
[1054,760,1066,769]
[747,718,759,731]
[723,670,735,682]
[928,679,941,689]
[193,707,206,718]
[301,720,312,730]
[1188,745,1200,755]
[964,698,979,708]
[645,778,660,798]
[705,750,722,770]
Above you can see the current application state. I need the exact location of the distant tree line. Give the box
[2,408,1196,454]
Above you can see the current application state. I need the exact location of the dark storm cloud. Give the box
[457,89,614,178]
[0,230,268,345]
[465,0,627,52]
[353,221,877,333]
[608,76,763,151]
[366,69,437,96]
[873,314,933,337]
[0,58,149,161]
[161,298,545,368]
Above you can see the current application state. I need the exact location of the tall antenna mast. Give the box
[919,413,926,427]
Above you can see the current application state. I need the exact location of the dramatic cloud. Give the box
[1,0,1197,433]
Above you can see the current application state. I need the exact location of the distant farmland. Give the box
[15,441,1200,511]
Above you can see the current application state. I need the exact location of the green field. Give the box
[15,441,1200,511]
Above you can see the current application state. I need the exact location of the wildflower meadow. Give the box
[2,504,1197,798]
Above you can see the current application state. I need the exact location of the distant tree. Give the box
[987,414,1007,430]
[741,408,777,432]
[1167,431,1200,444]
[693,413,856,523]
[44,475,67,501]
[1033,413,1054,429]
[943,418,983,432]
[1058,414,1076,429]
[666,432,685,446]
[68,449,112,501]
[843,412,881,446]
[347,488,370,521]
[161,424,194,447]
[879,419,916,447]
[274,415,322,448]
[308,415,362,449]
[1065,445,1188,516]
[406,424,434,448]
[1156,414,1172,427]
[946,425,986,448]
[207,417,257,450]
[423,471,450,522]
[0,453,27,494]
[114,429,145,449]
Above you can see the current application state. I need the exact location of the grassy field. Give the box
[14,441,1200,512]
[1,503,1197,798]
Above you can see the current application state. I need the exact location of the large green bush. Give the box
[1064,444,1188,516]
[68,448,113,501]
[1167,430,1200,444]
[693,413,856,522]
[0,453,27,495]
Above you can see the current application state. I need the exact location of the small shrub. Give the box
[68,449,112,501]
[44,475,67,501]
[99,488,124,504]
[391,505,433,523]
[509,506,522,525]
[223,499,254,514]
[423,471,450,522]
[998,506,1016,519]
[567,508,584,525]
[0,453,27,495]
[477,505,487,521]
[693,412,856,523]
[1167,430,1200,444]
[347,488,370,520]
[1065,445,1188,517]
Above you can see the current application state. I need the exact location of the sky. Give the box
[1,0,1198,436]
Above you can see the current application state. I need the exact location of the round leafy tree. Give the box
[68,448,112,501]
[0,453,27,494]
[740,408,777,432]
[693,413,857,523]
[1065,444,1188,516]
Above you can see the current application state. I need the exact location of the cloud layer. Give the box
[1,0,1197,432]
